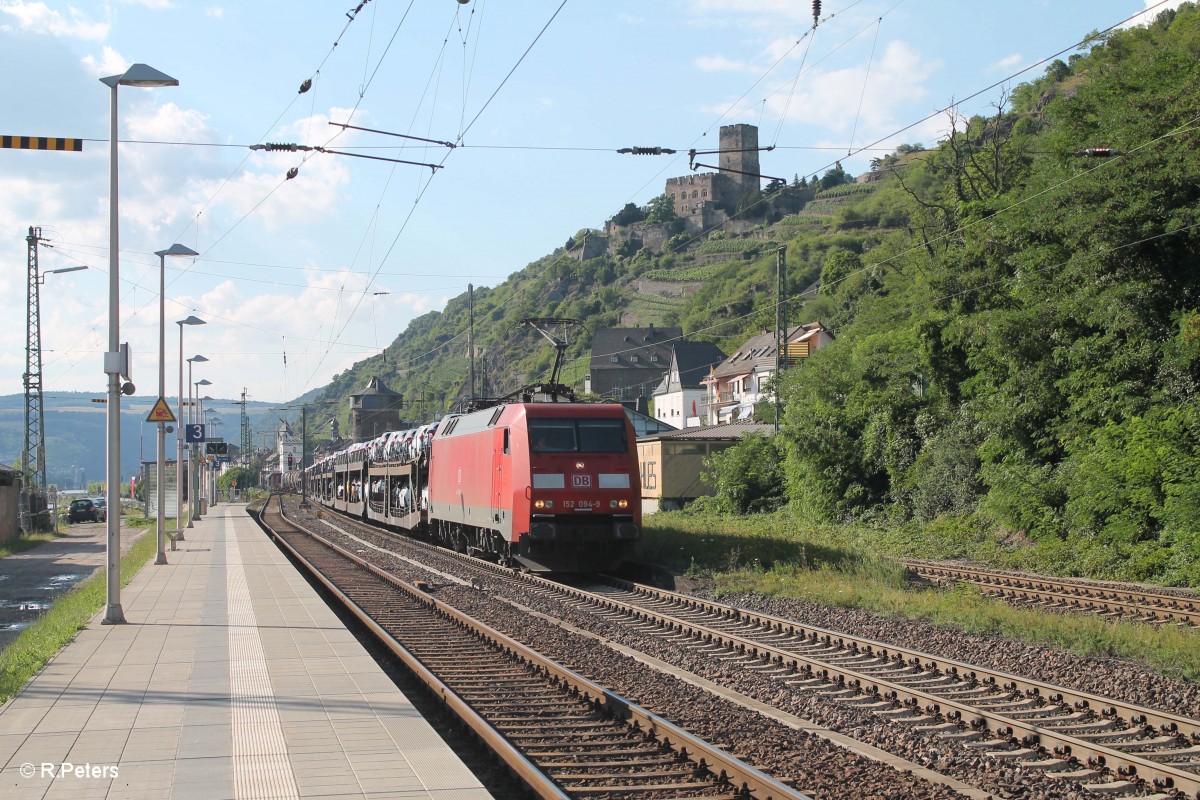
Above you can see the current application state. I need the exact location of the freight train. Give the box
[296,401,642,572]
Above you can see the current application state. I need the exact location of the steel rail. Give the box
[905,560,1200,626]
[294,502,1200,795]
[262,496,811,800]
[260,498,570,800]
[564,577,1200,798]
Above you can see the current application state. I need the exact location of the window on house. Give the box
[610,356,619,362]
[692,190,698,198]
[650,355,658,362]
[702,189,708,197]
[630,355,638,363]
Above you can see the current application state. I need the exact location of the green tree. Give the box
[218,466,257,490]
[700,434,785,514]
[611,202,646,226]
[645,193,677,223]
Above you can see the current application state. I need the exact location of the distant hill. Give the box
[0,393,281,487]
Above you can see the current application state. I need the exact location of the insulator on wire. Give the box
[812,0,821,27]
[617,146,677,155]
[298,78,312,94]
[286,166,299,180]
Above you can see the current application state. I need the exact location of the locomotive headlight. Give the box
[618,499,628,509]
[609,500,618,508]
[545,500,554,509]
[576,461,585,470]
[535,500,545,509]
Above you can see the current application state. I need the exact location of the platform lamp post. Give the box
[184,357,208,528]
[199,395,213,512]
[100,62,180,625]
[175,321,204,540]
[193,380,212,521]
[154,245,198,566]
[208,415,222,505]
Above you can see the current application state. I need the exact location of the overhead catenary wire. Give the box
[281,0,1182,407]
[35,1,1179,403]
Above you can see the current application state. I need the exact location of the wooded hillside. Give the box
[314,5,1200,585]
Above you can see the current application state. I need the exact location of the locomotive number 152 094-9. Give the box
[562,499,601,509]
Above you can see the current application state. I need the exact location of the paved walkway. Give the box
[0,502,493,800]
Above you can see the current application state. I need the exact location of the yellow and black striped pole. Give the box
[1,135,83,151]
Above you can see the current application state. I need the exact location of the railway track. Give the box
[258,496,810,800]
[288,500,1200,798]
[905,560,1200,628]
[550,577,1200,800]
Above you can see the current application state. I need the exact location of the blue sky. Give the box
[0,0,1181,406]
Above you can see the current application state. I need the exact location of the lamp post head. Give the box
[196,379,212,387]
[177,315,205,327]
[100,63,179,89]
[156,243,199,259]
[188,354,209,364]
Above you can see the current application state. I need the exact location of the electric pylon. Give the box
[22,227,48,532]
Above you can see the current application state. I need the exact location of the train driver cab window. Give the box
[503,428,510,454]
[530,418,628,453]
[578,419,627,453]
[530,420,577,452]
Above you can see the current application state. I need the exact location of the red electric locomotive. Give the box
[429,402,641,572]
[304,401,641,573]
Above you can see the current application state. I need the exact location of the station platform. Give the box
[0,502,493,800]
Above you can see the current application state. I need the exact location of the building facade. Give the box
[585,325,682,402]
[651,341,728,428]
[636,422,773,513]
[704,322,834,424]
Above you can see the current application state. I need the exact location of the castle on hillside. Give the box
[593,123,766,258]
[665,123,761,226]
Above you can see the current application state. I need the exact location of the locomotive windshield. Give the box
[529,418,627,453]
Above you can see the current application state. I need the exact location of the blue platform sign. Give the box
[185,423,206,443]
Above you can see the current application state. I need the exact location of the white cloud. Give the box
[204,7,223,18]
[989,53,1023,73]
[80,45,129,77]
[0,1,108,39]
[695,54,753,73]
[1121,0,1187,28]
[705,40,940,143]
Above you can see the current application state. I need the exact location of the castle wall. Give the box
[664,124,762,221]
[666,173,719,217]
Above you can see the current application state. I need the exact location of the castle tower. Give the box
[718,124,760,199]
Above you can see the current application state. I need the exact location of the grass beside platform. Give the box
[0,529,69,559]
[0,526,159,703]
[642,513,1200,683]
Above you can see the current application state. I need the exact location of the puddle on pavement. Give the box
[38,573,87,589]
[0,599,52,611]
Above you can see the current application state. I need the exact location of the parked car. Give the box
[93,497,108,522]
[67,498,100,524]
